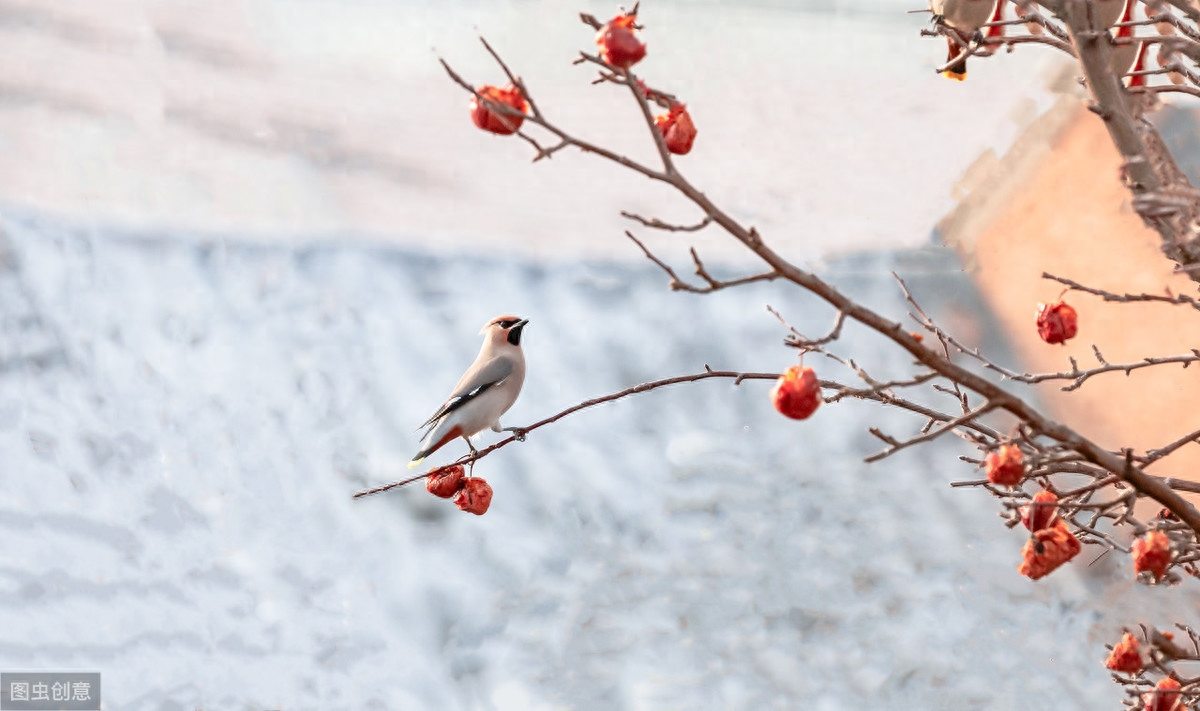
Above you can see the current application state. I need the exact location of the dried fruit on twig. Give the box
[770,365,822,420]
[426,464,467,498]
[654,104,698,155]
[1020,490,1060,532]
[1018,521,1081,580]
[1157,507,1179,522]
[469,85,528,135]
[1142,677,1183,711]
[596,14,647,69]
[985,444,1025,486]
[453,477,494,515]
[1035,300,1078,345]
[1105,632,1144,674]
[1133,530,1173,581]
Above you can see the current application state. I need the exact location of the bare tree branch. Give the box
[1037,0,1200,281]
[865,402,997,462]
[626,232,780,293]
[621,211,713,232]
[1044,271,1200,312]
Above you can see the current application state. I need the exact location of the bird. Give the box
[408,315,529,468]
[977,0,1007,57]
[932,0,1002,80]
[1095,0,1128,32]
[1108,0,1143,83]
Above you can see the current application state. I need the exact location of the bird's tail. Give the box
[943,38,968,81]
[408,421,463,469]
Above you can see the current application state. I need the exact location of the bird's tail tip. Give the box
[407,456,425,470]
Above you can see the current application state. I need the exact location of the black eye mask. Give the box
[507,320,528,346]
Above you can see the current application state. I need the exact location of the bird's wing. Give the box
[418,356,515,431]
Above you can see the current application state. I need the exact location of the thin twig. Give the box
[621,211,713,232]
[1043,272,1200,312]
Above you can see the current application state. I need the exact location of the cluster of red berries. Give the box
[1006,480,1173,584]
[424,464,493,515]
[1014,490,1082,580]
[468,13,697,155]
[1105,632,1186,710]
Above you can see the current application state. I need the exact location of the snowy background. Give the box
[1,0,1196,709]
[4,212,1199,710]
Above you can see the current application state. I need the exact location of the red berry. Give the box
[1018,520,1081,580]
[425,464,466,499]
[1105,632,1143,674]
[771,365,822,420]
[1036,301,1078,344]
[985,444,1025,486]
[453,477,494,516]
[1132,530,1172,581]
[595,14,646,69]
[469,85,528,135]
[654,104,697,155]
[1143,678,1183,711]
[1020,490,1060,532]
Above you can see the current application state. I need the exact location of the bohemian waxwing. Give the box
[978,0,1007,57]
[1095,0,1128,31]
[1109,0,1144,82]
[409,315,529,467]
[932,0,1004,80]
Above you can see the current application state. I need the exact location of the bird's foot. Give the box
[502,426,528,442]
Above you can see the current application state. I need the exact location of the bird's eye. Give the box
[498,319,517,328]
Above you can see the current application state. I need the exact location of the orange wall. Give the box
[963,104,1200,483]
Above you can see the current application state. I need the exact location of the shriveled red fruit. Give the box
[469,85,528,135]
[1143,678,1183,711]
[1020,490,1060,532]
[1036,301,1078,344]
[1018,520,1081,580]
[653,104,697,155]
[1133,530,1173,581]
[595,14,646,69]
[770,365,822,420]
[453,477,493,516]
[985,444,1025,486]
[1105,632,1144,674]
[425,464,466,499]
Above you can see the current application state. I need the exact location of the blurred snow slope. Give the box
[2,210,1197,710]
